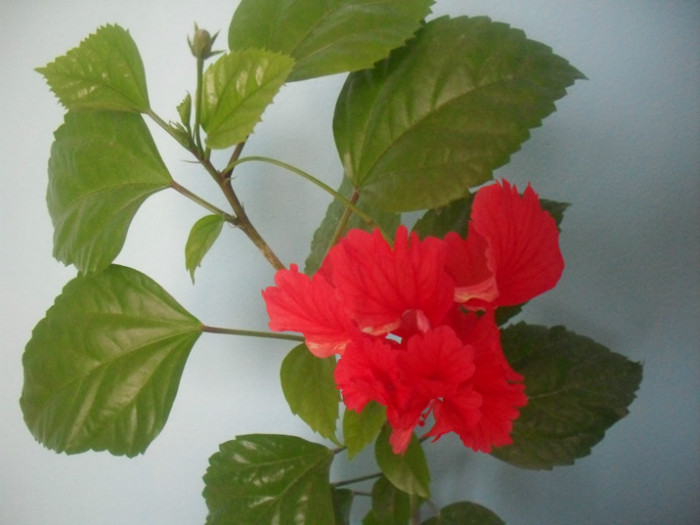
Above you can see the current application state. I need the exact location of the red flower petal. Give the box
[470,180,564,306]
[262,264,355,357]
[444,229,498,306]
[322,226,454,335]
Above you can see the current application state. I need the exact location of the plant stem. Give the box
[170,180,236,222]
[193,56,205,154]
[332,472,383,488]
[228,156,376,227]
[202,325,304,342]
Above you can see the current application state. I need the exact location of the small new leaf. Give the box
[229,0,433,81]
[375,426,430,498]
[185,215,225,282]
[493,323,643,469]
[20,265,202,457]
[37,24,149,112]
[334,16,585,211]
[200,49,295,149]
[203,434,335,524]
[280,344,341,444]
[48,111,172,273]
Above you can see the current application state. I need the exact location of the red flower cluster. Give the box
[263,180,564,454]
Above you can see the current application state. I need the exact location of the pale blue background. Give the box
[1,1,698,524]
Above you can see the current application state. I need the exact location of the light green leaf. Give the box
[228,0,433,81]
[493,323,643,470]
[47,111,172,274]
[177,93,192,129]
[185,215,225,282]
[375,426,430,498]
[37,24,149,112]
[280,344,341,444]
[334,15,585,211]
[343,401,387,460]
[363,476,412,525]
[20,265,202,457]
[304,176,399,275]
[421,501,505,525]
[203,434,335,524]
[200,49,295,149]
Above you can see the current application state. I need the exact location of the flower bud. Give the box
[188,24,220,60]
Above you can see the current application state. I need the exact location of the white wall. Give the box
[1,1,698,523]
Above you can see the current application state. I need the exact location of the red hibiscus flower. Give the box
[262,179,562,454]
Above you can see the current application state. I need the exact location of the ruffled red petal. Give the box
[262,264,355,357]
[469,180,564,306]
[322,226,454,334]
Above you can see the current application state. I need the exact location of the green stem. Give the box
[202,325,304,342]
[332,472,383,488]
[170,180,237,223]
[193,56,205,154]
[228,156,376,227]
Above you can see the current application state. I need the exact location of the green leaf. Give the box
[185,214,226,282]
[37,24,149,112]
[363,476,412,525]
[375,426,430,498]
[200,49,295,149]
[412,194,474,240]
[492,323,643,469]
[203,434,335,524]
[343,401,387,460]
[334,15,585,211]
[177,93,192,129]
[48,110,172,274]
[228,0,433,82]
[421,501,505,525]
[304,176,399,275]
[20,265,202,457]
[280,344,341,444]
[332,488,354,525]
[540,198,570,231]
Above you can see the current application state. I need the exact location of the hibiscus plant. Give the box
[23,0,642,523]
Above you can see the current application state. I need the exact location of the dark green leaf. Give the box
[37,24,149,112]
[304,176,399,275]
[492,323,643,469]
[422,501,505,525]
[412,194,474,240]
[343,401,387,460]
[200,49,295,149]
[375,426,430,498]
[48,111,172,273]
[228,0,433,81]
[363,476,412,525]
[280,344,341,444]
[20,265,201,457]
[185,214,226,282]
[540,198,570,231]
[334,15,585,211]
[333,488,354,525]
[203,434,335,524]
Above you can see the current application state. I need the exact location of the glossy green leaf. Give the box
[332,488,354,525]
[422,501,505,525]
[185,214,225,282]
[37,24,149,112]
[343,401,387,460]
[334,15,585,211]
[20,265,202,457]
[363,476,412,525]
[203,434,335,524]
[48,110,172,273]
[304,176,399,275]
[493,323,643,469]
[200,49,295,149]
[280,344,341,444]
[228,0,433,81]
[375,426,430,498]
